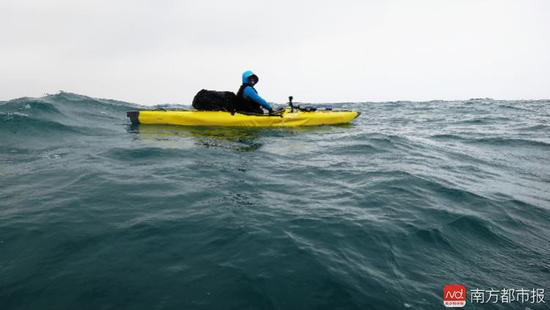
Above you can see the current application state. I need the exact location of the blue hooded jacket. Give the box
[240,70,272,110]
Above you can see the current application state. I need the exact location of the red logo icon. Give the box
[444,284,466,307]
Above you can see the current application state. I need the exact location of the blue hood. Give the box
[242,70,258,84]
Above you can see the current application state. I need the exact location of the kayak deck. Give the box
[127,109,360,127]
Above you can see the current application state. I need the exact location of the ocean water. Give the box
[1,92,549,309]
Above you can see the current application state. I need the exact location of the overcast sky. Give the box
[1,0,549,105]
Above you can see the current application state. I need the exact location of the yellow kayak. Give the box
[127,109,360,127]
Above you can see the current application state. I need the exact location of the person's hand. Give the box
[269,108,283,116]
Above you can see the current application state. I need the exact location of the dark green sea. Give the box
[1,92,549,309]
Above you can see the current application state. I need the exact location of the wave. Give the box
[451,116,512,125]
[0,92,138,143]
[466,137,550,148]
[429,133,465,141]
[516,124,550,132]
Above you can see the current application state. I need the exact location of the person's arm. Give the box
[243,87,273,110]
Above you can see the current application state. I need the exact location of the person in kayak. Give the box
[236,70,275,114]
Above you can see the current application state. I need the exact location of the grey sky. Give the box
[1,0,549,105]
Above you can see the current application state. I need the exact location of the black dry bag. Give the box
[192,89,238,112]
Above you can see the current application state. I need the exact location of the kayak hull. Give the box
[127,110,360,127]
